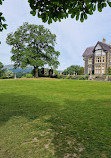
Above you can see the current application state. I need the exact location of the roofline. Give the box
[82,46,95,57]
[93,41,111,52]
[83,55,93,57]
[93,41,99,52]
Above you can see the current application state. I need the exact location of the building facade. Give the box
[83,40,111,75]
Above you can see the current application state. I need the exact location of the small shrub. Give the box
[57,75,64,79]
[5,71,14,78]
[66,75,70,79]
[26,74,33,78]
[70,76,78,80]
[78,75,89,80]
[21,76,26,78]
[78,76,85,80]
[108,67,111,74]
[84,75,89,80]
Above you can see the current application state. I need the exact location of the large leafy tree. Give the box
[1,0,111,32]
[6,22,60,78]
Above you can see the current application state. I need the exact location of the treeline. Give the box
[62,65,84,75]
[0,62,85,79]
[5,65,33,73]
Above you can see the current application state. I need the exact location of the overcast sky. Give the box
[0,0,111,70]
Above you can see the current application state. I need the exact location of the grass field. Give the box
[0,79,111,158]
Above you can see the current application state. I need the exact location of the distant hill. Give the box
[4,65,33,73]
[4,65,63,74]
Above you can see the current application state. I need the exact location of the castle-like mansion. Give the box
[83,39,111,75]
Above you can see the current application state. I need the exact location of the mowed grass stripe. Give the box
[0,79,111,158]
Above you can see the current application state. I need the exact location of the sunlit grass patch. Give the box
[0,115,55,158]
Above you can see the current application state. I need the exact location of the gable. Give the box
[94,43,106,56]
[95,44,102,50]
[83,41,111,58]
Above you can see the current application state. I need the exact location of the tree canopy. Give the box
[29,0,111,24]
[0,0,111,32]
[0,0,7,31]
[6,22,60,77]
[62,65,84,75]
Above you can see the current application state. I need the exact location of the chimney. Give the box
[102,38,106,43]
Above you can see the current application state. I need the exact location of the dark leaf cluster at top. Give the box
[0,0,7,32]
[0,0,111,32]
[28,0,111,24]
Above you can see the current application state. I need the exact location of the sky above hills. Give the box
[0,0,111,70]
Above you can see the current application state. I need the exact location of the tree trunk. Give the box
[34,67,38,78]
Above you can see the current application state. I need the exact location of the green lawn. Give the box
[0,79,111,158]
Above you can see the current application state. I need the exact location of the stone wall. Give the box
[59,74,111,81]
[88,75,111,81]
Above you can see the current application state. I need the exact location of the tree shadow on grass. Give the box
[0,93,59,125]
[0,93,111,157]
[46,99,111,158]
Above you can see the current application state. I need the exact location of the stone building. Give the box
[40,68,53,77]
[83,39,111,75]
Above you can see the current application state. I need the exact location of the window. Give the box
[95,56,105,63]
[88,58,92,64]
[95,66,101,74]
[95,57,101,63]
[102,57,104,63]
[88,67,92,74]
